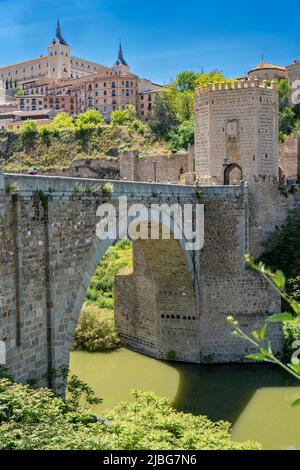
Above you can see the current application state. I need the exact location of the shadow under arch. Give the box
[63,208,200,366]
[168,362,295,424]
[224,163,242,186]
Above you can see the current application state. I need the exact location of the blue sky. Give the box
[0,0,299,84]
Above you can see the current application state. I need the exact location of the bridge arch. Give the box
[61,212,200,372]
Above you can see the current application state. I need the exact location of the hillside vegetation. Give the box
[258,209,300,358]
[1,120,170,173]
[73,240,132,352]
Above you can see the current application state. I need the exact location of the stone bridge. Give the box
[0,172,283,386]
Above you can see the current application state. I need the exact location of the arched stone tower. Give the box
[194,79,279,185]
[47,20,71,80]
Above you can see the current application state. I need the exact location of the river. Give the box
[70,348,300,450]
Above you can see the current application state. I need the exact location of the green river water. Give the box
[70,348,300,450]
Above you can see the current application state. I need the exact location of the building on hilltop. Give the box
[0,20,105,89]
[4,20,162,121]
[194,79,278,185]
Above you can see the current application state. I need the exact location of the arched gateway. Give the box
[0,173,282,386]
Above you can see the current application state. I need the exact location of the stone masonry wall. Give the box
[195,80,278,184]
[39,151,193,184]
[279,135,300,182]
[0,174,286,384]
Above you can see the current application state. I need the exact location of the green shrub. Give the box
[76,110,105,127]
[38,126,52,146]
[73,304,121,352]
[259,209,300,282]
[102,183,114,196]
[168,119,194,152]
[0,380,260,450]
[128,119,147,135]
[283,319,300,360]
[110,105,137,126]
[50,112,75,131]
[7,182,19,195]
[20,120,38,148]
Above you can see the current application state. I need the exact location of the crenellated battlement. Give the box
[195,78,277,96]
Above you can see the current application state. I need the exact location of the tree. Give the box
[279,107,296,135]
[12,86,23,98]
[277,79,291,111]
[195,70,232,88]
[175,90,195,122]
[148,90,178,138]
[76,109,104,127]
[50,112,75,130]
[174,71,198,92]
[20,120,38,148]
[110,105,136,125]
[168,119,194,151]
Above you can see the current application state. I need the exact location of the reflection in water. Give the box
[70,348,300,450]
[70,349,180,411]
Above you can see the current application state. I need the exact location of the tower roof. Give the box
[52,19,69,47]
[248,61,286,73]
[114,42,128,67]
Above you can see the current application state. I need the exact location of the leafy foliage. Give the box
[0,381,260,450]
[148,91,179,138]
[258,209,300,282]
[73,305,121,352]
[86,240,132,310]
[76,110,105,127]
[20,120,38,149]
[279,107,296,135]
[174,71,199,92]
[111,105,136,126]
[228,255,300,407]
[195,70,233,89]
[168,119,194,152]
[50,112,75,131]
